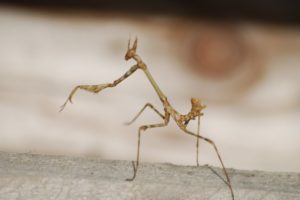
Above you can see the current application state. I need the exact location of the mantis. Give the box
[60,38,234,200]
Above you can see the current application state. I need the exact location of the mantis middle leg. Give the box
[125,103,164,125]
[126,114,170,181]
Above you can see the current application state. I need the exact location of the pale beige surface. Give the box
[0,6,300,172]
[0,152,299,200]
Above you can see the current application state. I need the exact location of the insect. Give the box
[60,38,234,200]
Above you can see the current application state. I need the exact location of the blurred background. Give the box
[0,1,300,172]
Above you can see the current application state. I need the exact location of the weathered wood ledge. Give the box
[0,152,299,200]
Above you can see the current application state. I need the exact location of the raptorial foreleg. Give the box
[60,64,138,111]
[60,84,110,111]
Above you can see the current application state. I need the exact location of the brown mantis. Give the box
[60,38,234,200]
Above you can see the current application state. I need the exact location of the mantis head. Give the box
[125,37,138,61]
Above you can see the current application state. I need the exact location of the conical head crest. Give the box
[125,36,138,60]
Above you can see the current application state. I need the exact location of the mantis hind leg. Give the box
[182,129,234,200]
[196,115,200,166]
[182,116,201,167]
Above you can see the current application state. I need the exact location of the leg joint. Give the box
[139,125,148,132]
[145,103,153,108]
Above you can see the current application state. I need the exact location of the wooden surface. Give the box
[0,152,299,200]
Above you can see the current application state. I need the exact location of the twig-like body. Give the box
[60,38,234,200]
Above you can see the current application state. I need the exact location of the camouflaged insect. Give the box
[61,38,234,200]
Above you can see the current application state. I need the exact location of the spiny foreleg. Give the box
[60,64,138,111]
[60,84,110,111]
